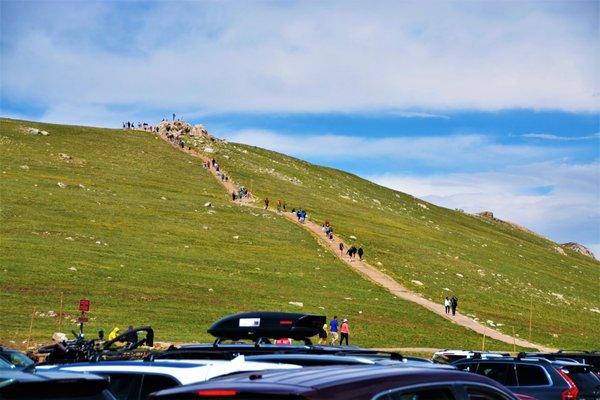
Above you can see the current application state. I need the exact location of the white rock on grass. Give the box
[349,235,357,240]
[68,267,77,271]
[204,202,212,207]
[411,280,424,286]
[418,203,428,210]
[456,273,464,278]
[20,165,29,170]
[288,301,303,307]
[57,182,67,188]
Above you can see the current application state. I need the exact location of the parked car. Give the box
[0,346,35,370]
[243,353,447,367]
[40,357,300,400]
[433,349,511,364]
[150,365,521,399]
[523,352,600,374]
[0,369,116,399]
[453,357,600,400]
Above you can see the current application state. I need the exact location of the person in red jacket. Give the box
[339,318,350,346]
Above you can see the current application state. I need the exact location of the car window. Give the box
[516,364,550,386]
[457,362,478,373]
[558,366,600,393]
[465,386,512,400]
[1,352,34,368]
[104,373,143,400]
[476,363,517,386]
[376,387,455,400]
[140,374,179,398]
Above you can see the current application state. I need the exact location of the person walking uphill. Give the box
[444,296,450,315]
[339,318,350,346]
[357,247,364,261]
[264,197,269,210]
[451,296,458,316]
[339,242,344,257]
[329,316,339,345]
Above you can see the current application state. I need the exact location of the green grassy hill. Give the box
[183,132,599,350]
[1,118,515,350]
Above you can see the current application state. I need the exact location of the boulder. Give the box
[477,211,494,219]
[156,120,215,142]
[561,242,596,259]
[25,127,50,136]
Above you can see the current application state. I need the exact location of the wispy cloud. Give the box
[522,132,600,141]
[1,0,599,125]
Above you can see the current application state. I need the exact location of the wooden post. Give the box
[528,295,533,342]
[26,307,36,349]
[482,326,486,351]
[512,326,516,352]
[58,292,64,331]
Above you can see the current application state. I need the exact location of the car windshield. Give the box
[0,357,16,369]
[559,366,600,393]
[2,351,35,368]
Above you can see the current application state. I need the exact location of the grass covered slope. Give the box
[188,136,600,350]
[0,118,513,349]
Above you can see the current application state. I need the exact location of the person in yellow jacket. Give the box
[107,327,121,341]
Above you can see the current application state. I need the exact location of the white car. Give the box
[432,349,510,364]
[39,356,300,400]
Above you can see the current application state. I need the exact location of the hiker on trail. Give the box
[329,316,339,345]
[318,323,328,345]
[444,297,450,315]
[264,197,269,209]
[339,318,350,346]
[232,192,236,201]
[211,158,216,167]
[328,232,334,242]
[339,242,344,257]
[277,200,282,212]
[357,247,364,260]
[283,202,286,211]
[451,296,458,316]
[347,246,357,261]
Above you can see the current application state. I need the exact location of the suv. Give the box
[433,350,511,364]
[453,357,600,400]
[40,357,300,400]
[150,365,521,400]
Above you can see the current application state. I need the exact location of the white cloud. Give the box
[1,1,598,123]
[522,133,600,141]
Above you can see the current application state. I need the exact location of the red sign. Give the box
[79,299,90,312]
[77,316,89,323]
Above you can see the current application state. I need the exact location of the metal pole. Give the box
[27,307,36,349]
[58,292,64,331]
[528,295,533,342]
[512,326,516,352]
[482,326,486,351]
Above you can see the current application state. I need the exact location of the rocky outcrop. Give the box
[156,120,214,142]
[477,211,494,219]
[561,242,596,259]
[24,127,50,136]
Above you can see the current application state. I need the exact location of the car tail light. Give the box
[196,389,239,397]
[557,368,579,400]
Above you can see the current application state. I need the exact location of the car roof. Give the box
[152,366,509,398]
[453,357,589,367]
[213,365,492,388]
[0,369,107,384]
[44,358,301,385]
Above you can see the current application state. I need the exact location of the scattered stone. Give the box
[590,308,600,314]
[58,153,72,161]
[208,288,214,292]
[57,182,67,188]
[65,237,74,241]
[411,280,424,286]
[288,301,303,307]
[349,235,357,240]
[456,273,464,278]
[25,127,50,136]
[554,246,567,256]
[233,235,239,240]
[68,267,77,271]
[417,203,428,210]
[78,184,86,188]
[376,261,383,266]
[204,147,214,153]
[161,196,167,200]
[204,202,212,207]
[20,165,29,170]
[477,211,494,219]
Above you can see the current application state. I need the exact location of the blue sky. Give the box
[1,1,598,254]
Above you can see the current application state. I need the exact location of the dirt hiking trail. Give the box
[163,137,555,352]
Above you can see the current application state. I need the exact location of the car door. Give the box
[103,373,143,400]
[514,363,555,399]
[475,362,518,390]
[456,383,517,400]
[139,374,180,399]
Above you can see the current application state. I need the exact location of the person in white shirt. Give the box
[444,297,451,315]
